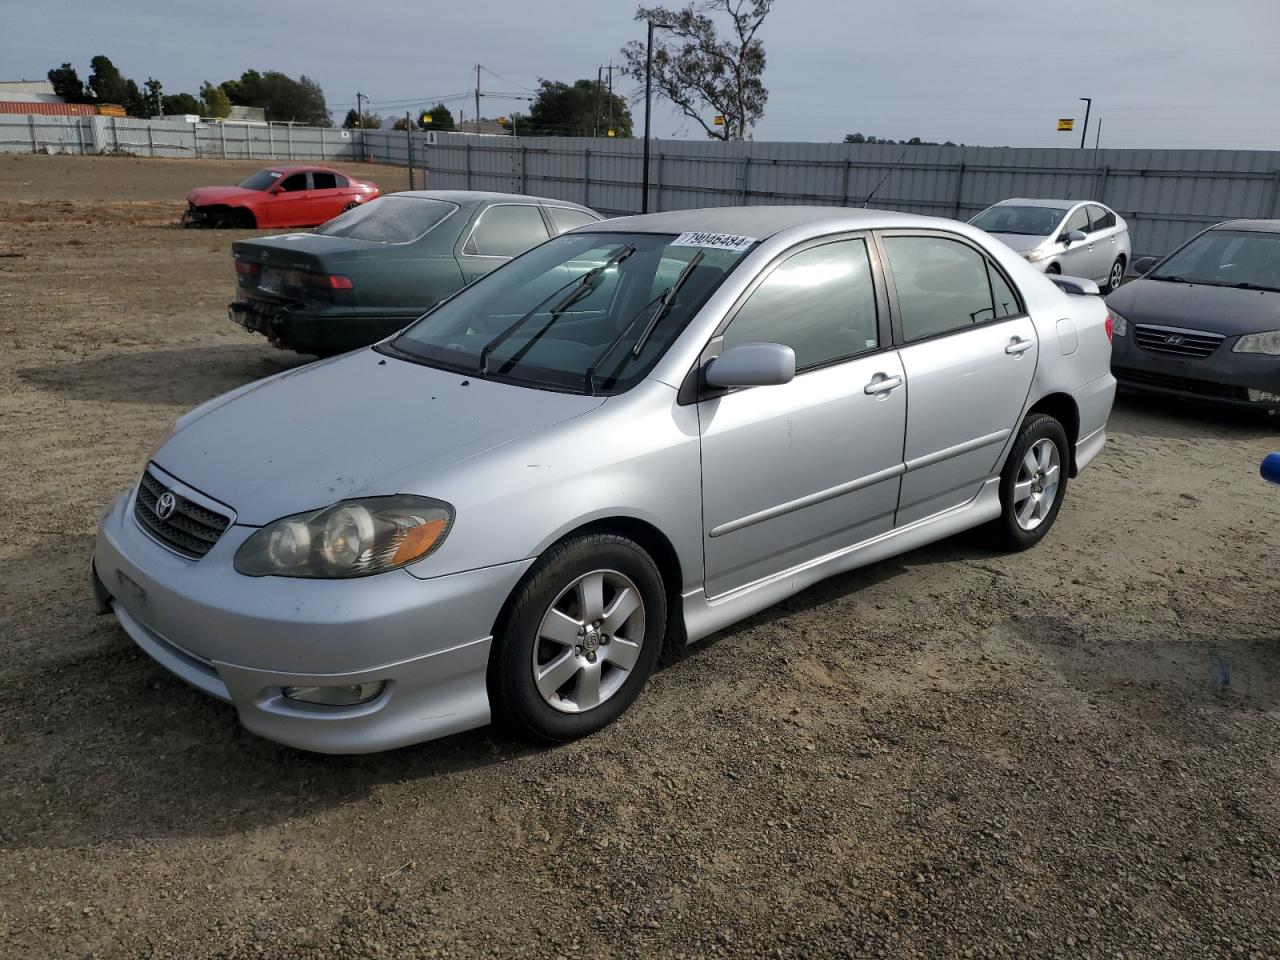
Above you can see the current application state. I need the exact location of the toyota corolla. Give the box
[93,207,1115,753]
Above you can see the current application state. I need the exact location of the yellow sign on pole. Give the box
[713,115,725,126]
[420,113,432,124]
[1057,118,1074,132]
[607,129,615,138]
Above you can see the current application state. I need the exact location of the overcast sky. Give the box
[6,0,1280,150]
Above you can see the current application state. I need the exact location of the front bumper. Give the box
[229,295,412,356]
[1111,332,1280,410]
[93,488,533,753]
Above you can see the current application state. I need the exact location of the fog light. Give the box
[1247,389,1280,403]
[282,682,386,706]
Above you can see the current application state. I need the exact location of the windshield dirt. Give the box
[237,170,283,191]
[386,231,757,394]
[1151,229,1280,290]
[970,205,1067,237]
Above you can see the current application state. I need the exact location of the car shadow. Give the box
[1110,392,1279,441]
[17,345,313,408]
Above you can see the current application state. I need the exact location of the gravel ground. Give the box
[1,154,1278,960]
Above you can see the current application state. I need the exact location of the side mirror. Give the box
[705,342,795,389]
[1062,229,1088,245]
[1133,256,1159,275]
[1047,275,1100,296]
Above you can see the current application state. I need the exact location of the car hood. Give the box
[153,350,606,525]
[187,186,261,206]
[986,233,1048,254]
[1106,278,1280,336]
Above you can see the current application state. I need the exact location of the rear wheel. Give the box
[992,414,1069,551]
[1104,256,1126,293]
[489,534,666,743]
[342,201,359,212]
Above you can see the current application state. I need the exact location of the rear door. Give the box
[697,235,906,597]
[455,203,551,283]
[307,170,347,224]
[878,231,1036,527]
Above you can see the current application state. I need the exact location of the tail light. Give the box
[1104,313,1114,342]
[234,259,262,279]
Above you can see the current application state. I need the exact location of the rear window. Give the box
[547,206,602,234]
[314,195,458,243]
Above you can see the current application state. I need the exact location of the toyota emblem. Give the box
[156,491,177,520]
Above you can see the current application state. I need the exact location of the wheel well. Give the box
[1027,392,1080,475]
[232,207,256,228]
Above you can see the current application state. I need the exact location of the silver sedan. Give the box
[93,206,1116,753]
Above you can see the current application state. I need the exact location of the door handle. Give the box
[1005,337,1034,355]
[864,374,903,395]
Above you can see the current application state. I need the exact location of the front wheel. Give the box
[488,534,667,743]
[992,414,1069,551]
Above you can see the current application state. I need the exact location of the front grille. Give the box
[1114,367,1248,401]
[133,469,232,559]
[1134,324,1223,358]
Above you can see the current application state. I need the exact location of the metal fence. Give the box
[4,112,1280,257]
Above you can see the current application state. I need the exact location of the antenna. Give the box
[863,146,909,208]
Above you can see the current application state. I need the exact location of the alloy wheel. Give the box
[1110,260,1124,290]
[1013,438,1061,531]
[532,569,646,714]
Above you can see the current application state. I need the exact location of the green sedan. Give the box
[228,191,604,356]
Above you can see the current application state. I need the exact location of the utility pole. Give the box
[594,65,603,137]
[607,63,614,136]
[1078,97,1092,149]
[355,91,364,129]
[405,112,415,189]
[641,21,675,213]
[475,64,482,135]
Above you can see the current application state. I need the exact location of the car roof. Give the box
[575,205,944,238]
[262,164,344,175]
[1211,219,1280,234]
[390,190,595,211]
[993,197,1101,208]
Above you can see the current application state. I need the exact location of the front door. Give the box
[698,236,907,598]
[1056,205,1097,279]
[265,171,312,227]
[456,203,551,283]
[878,232,1037,526]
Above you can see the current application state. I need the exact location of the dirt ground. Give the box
[1,154,1278,960]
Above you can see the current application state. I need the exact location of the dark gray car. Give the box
[1107,219,1280,412]
[228,191,603,355]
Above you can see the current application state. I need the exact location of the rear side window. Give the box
[465,204,551,257]
[1089,205,1115,231]
[278,173,308,192]
[988,265,1021,319]
[722,239,879,369]
[546,207,602,234]
[312,171,338,190]
[314,195,458,243]
[882,235,996,341]
[334,173,349,188]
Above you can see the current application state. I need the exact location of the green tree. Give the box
[621,0,771,140]
[142,77,163,116]
[161,92,204,116]
[524,79,632,137]
[86,54,131,105]
[199,81,231,118]
[418,103,455,131]
[342,109,382,129]
[47,63,89,103]
[222,70,330,125]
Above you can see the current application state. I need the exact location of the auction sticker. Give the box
[670,232,758,251]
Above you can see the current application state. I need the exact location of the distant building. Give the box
[0,79,117,116]
[456,118,510,136]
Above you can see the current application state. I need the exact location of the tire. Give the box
[1044,262,1062,275]
[488,533,667,743]
[992,414,1069,551]
[342,201,358,212]
[1104,256,1126,293]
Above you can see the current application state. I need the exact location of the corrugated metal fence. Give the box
[4,113,1280,257]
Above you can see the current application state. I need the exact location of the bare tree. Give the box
[621,0,771,141]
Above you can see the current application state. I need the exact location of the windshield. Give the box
[1151,229,1280,290]
[315,195,458,243]
[238,170,283,191]
[970,205,1067,237]
[386,231,757,394]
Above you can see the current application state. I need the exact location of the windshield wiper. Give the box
[584,253,708,395]
[583,251,706,395]
[477,244,635,375]
[1151,274,1190,283]
[1232,281,1280,292]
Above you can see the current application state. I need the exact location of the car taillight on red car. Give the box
[1104,313,1114,342]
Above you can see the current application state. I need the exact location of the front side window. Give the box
[389,232,756,394]
[1089,205,1115,232]
[722,239,879,368]
[464,205,550,258]
[883,235,997,341]
[278,173,308,193]
[1062,207,1091,238]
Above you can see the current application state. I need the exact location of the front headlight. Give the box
[234,495,454,578]
[1023,248,1046,263]
[1108,308,1129,337]
[1233,330,1280,355]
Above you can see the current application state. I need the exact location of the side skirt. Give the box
[681,477,1003,644]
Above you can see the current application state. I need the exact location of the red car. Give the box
[181,165,379,229]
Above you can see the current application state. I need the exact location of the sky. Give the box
[5,0,1280,150]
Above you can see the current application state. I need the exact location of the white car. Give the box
[970,198,1131,293]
